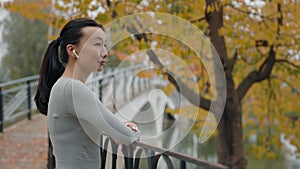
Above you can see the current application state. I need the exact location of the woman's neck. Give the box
[62,64,89,83]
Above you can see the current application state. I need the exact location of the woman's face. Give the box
[76,26,108,75]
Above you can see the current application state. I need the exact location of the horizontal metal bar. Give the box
[135,141,228,169]
[99,134,228,169]
[0,75,39,88]
[4,109,29,122]
[3,81,36,93]
[2,80,38,95]
[2,84,26,95]
[0,65,143,88]
[4,87,27,116]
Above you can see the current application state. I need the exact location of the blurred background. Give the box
[0,0,299,169]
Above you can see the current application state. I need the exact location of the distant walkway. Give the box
[0,89,151,169]
[0,114,48,169]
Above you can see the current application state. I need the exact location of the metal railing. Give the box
[0,75,39,132]
[85,65,157,111]
[0,64,160,132]
[100,135,228,169]
[0,66,227,169]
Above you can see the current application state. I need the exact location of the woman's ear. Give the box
[66,44,78,59]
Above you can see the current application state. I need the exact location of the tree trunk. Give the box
[205,0,247,168]
[217,91,247,169]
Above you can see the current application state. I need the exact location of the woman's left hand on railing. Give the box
[124,121,139,132]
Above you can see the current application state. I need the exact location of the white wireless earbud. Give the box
[72,49,79,59]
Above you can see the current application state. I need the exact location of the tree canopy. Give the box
[4,0,300,168]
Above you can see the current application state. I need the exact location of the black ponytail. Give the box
[34,18,104,115]
[34,39,64,115]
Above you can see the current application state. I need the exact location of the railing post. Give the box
[131,76,135,98]
[110,139,118,169]
[112,74,116,111]
[138,78,142,93]
[148,78,151,89]
[146,78,149,89]
[123,72,127,102]
[144,79,147,89]
[0,87,3,133]
[99,79,103,102]
[180,160,186,169]
[27,80,31,120]
[146,150,155,169]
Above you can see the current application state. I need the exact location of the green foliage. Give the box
[0,66,9,82]
[1,12,48,80]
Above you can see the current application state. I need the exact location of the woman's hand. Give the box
[124,122,138,132]
[122,122,139,154]
[113,122,139,147]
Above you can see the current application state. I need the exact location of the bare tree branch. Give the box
[123,19,213,112]
[105,0,120,18]
[237,2,285,101]
[276,43,297,48]
[255,39,269,47]
[106,0,111,7]
[224,3,274,22]
[237,45,276,100]
[146,49,163,68]
[227,49,238,72]
[126,23,149,42]
[146,49,212,112]
[277,3,283,36]
[190,17,206,23]
[275,59,300,69]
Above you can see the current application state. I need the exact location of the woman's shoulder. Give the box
[56,77,90,94]
[56,77,84,87]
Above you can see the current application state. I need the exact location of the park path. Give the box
[0,114,48,169]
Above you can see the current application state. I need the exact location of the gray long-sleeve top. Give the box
[48,77,139,169]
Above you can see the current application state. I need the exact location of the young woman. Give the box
[34,18,139,169]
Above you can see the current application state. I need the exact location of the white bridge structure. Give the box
[0,65,176,135]
[0,65,231,169]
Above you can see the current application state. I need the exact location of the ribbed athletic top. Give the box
[48,77,139,169]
